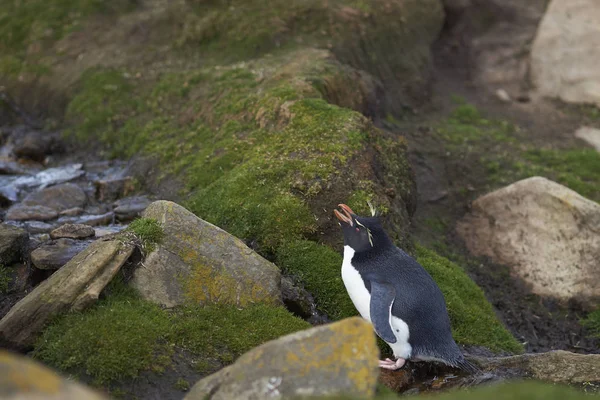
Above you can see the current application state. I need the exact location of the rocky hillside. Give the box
[1,0,600,399]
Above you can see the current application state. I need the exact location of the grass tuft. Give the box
[126,218,164,254]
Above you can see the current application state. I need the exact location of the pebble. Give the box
[50,224,95,240]
[5,204,58,221]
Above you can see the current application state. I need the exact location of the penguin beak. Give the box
[334,203,355,226]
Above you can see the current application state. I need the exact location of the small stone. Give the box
[5,204,58,221]
[495,89,512,103]
[0,224,28,265]
[575,126,600,152]
[50,224,95,240]
[22,183,87,212]
[94,226,126,238]
[113,195,151,221]
[30,238,92,270]
[67,212,114,226]
[94,176,135,202]
[12,131,59,162]
[25,221,55,234]
[60,207,84,217]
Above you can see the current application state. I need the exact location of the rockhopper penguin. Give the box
[334,204,476,372]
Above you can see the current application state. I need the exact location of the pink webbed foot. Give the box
[378,357,406,370]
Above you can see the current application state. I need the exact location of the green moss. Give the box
[34,280,310,385]
[277,240,355,320]
[126,218,164,253]
[415,246,523,353]
[0,265,11,294]
[582,310,600,339]
[0,0,135,56]
[522,148,600,200]
[174,378,190,392]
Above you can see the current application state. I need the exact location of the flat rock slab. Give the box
[575,126,600,152]
[131,201,282,308]
[0,238,134,348]
[5,204,58,221]
[474,350,600,384]
[50,223,95,240]
[0,224,28,265]
[0,350,108,400]
[31,238,92,270]
[113,195,151,221]
[185,317,379,400]
[531,0,600,106]
[22,183,87,211]
[457,176,600,306]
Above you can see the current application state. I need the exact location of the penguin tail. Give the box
[455,357,481,374]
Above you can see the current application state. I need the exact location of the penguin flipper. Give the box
[369,281,397,343]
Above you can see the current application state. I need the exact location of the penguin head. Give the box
[334,203,388,253]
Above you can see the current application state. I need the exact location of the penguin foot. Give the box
[378,357,406,370]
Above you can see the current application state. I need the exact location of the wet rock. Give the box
[11,163,84,189]
[0,263,29,295]
[575,126,600,152]
[531,0,600,106]
[95,176,135,202]
[12,130,61,162]
[475,350,600,384]
[113,195,151,221]
[457,176,600,306]
[50,223,95,240]
[0,224,28,264]
[22,183,87,212]
[0,238,135,348]
[185,317,379,400]
[281,276,314,319]
[5,204,58,221]
[60,207,84,216]
[0,350,108,399]
[0,185,18,204]
[31,238,92,270]
[25,221,55,234]
[131,200,282,308]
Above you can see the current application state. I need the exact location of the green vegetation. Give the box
[174,378,190,392]
[582,310,600,339]
[126,218,164,253]
[0,265,11,294]
[34,281,310,385]
[416,246,523,353]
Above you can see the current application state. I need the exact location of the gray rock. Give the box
[0,238,135,348]
[281,276,314,319]
[457,176,600,306]
[575,126,600,152]
[12,130,60,162]
[58,212,114,226]
[0,350,109,400]
[5,204,58,221]
[22,183,87,212]
[60,207,84,217]
[130,200,282,308]
[0,159,39,175]
[531,0,600,106]
[50,224,95,240]
[0,224,28,265]
[113,195,151,221]
[31,238,92,270]
[475,350,600,384]
[185,317,379,400]
[25,221,55,234]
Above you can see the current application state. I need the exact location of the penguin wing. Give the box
[369,281,397,343]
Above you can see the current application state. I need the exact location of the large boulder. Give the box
[457,177,600,305]
[0,238,134,348]
[130,201,282,308]
[185,317,379,400]
[0,350,108,400]
[530,0,600,106]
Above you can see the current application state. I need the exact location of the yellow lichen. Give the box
[0,351,62,394]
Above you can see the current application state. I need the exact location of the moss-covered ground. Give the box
[0,265,11,294]
[33,280,310,385]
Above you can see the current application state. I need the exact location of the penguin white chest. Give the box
[341,246,412,359]
[341,246,372,321]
